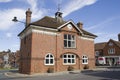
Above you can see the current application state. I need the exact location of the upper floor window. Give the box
[82,55,88,64]
[108,48,115,54]
[63,54,76,65]
[108,42,113,46]
[95,51,100,56]
[44,53,54,65]
[64,34,76,48]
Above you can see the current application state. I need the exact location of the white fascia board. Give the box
[57,20,83,34]
[30,25,58,31]
[19,26,58,39]
[80,36,94,41]
[82,34,96,39]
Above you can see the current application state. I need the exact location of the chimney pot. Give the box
[118,33,120,41]
[77,22,83,29]
[26,8,32,27]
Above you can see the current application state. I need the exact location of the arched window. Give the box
[82,55,88,64]
[45,53,54,65]
[63,54,76,65]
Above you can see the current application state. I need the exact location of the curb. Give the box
[4,71,70,78]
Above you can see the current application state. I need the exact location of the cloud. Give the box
[0,0,47,30]
[26,0,47,19]
[94,29,120,43]
[6,32,12,38]
[0,9,25,30]
[95,32,117,43]
[0,0,12,2]
[86,16,120,31]
[62,0,97,17]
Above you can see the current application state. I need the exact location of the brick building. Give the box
[18,9,97,74]
[95,34,120,66]
[0,50,20,68]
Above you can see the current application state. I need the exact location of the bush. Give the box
[47,67,54,73]
[83,65,89,69]
[67,66,74,71]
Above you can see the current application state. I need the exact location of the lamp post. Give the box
[12,17,25,24]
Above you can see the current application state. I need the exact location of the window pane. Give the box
[72,59,75,63]
[64,40,67,47]
[46,59,49,64]
[68,55,71,58]
[64,55,67,58]
[68,59,71,63]
[71,41,75,47]
[50,59,53,64]
[64,34,67,39]
[46,55,49,58]
[68,35,71,40]
[68,41,71,47]
[64,59,67,63]
[71,35,75,40]
[72,55,74,58]
[50,55,53,58]
[82,60,85,63]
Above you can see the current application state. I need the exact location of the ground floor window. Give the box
[44,53,54,65]
[82,55,88,64]
[63,54,76,65]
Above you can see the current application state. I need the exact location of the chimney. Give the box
[118,33,120,41]
[55,11,63,23]
[26,8,32,27]
[77,22,83,29]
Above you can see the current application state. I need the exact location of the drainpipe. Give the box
[55,34,58,72]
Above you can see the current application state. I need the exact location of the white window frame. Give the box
[44,53,54,65]
[64,34,76,48]
[95,51,100,56]
[82,55,88,64]
[108,48,115,54]
[63,54,76,65]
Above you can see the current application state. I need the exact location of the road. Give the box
[0,69,120,80]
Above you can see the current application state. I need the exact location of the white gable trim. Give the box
[57,20,83,34]
[30,25,58,31]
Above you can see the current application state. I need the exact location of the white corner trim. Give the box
[80,36,94,41]
[32,29,57,36]
[30,25,58,31]
[19,27,58,39]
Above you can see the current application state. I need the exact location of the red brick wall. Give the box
[19,25,95,74]
[103,42,120,56]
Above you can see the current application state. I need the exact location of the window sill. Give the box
[44,64,54,66]
[64,47,76,49]
[63,63,76,65]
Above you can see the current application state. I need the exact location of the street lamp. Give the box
[12,17,25,24]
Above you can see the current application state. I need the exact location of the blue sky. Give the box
[0,0,120,52]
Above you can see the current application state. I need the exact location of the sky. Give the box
[0,0,120,52]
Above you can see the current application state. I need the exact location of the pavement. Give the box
[4,67,120,78]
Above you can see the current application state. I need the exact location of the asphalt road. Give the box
[0,69,120,80]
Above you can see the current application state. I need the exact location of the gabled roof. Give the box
[95,39,120,50]
[19,16,97,38]
[95,42,107,50]
[109,39,120,48]
[30,16,66,29]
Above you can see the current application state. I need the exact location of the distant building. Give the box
[18,9,97,74]
[95,34,120,66]
[0,50,20,68]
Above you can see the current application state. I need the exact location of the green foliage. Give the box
[83,65,89,69]
[67,66,74,71]
[47,67,54,73]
